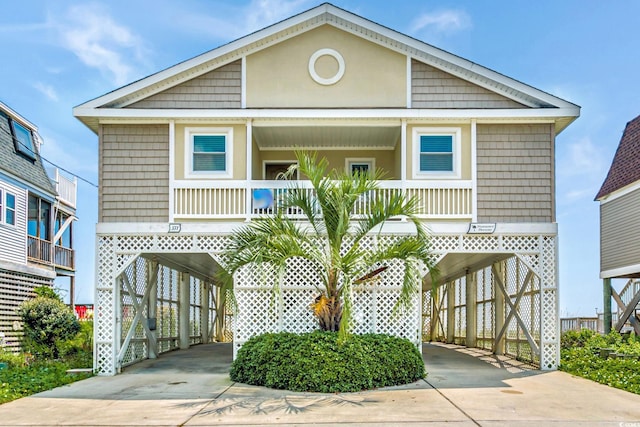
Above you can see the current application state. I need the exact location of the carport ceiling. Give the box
[253,126,400,150]
[142,253,221,282]
[424,252,513,290]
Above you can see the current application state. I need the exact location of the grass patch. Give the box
[560,329,640,395]
[231,331,425,393]
[0,355,92,404]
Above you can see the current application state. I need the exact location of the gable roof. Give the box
[0,101,57,197]
[74,2,579,132]
[595,114,640,200]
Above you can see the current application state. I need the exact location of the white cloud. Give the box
[177,0,314,40]
[561,137,607,177]
[33,82,58,101]
[410,10,471,34]
[57,4,148,86]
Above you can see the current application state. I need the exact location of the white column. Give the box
[168,120,175,222]
[400,119,407,183]
[494,262,505,355]
[466,270,477,347]
[446,281,455,343]
[147,261,158,359]
[471,119,478,222]
[201,282,210,343]
[245,119,253,222]
[179,272,190,350]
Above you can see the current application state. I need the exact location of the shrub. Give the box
[18,297,80,359]
[560,330,640,395]
[230,331,425,393]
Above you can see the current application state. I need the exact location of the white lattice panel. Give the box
[94,231,559,374]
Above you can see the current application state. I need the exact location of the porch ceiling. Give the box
[141,253,221,282]
[424,252,512,290]
[253,126,400,150]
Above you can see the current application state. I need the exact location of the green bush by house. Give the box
[230,331,425,393]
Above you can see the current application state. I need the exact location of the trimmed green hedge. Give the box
[230,331,425,393]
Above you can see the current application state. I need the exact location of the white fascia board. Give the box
[0,101,38,132]
[324,5,579,110]
[597,180,640,204]
[600,263,640,279]
[76,107,579,121]
[96,220,557,237]
[75,3,579,114]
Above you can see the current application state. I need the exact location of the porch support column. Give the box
[494,262,505,355]
[245,119,253,222]
[466,270,477,347]
[603,278,612,334]
[201,281,210,343]
[401,119,407,182]
[179,272,190,350]
[147,261,158,359]
[470,119,478,222]
[446,281,455,343]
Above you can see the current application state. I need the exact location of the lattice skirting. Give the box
[0,269,54,352]
[94,231,558,375]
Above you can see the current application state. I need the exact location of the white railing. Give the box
[173,180,473,220]
[53,169,77,209]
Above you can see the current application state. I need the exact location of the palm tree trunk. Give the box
[313,294,343,332]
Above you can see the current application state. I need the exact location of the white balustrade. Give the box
[172,180,473,220]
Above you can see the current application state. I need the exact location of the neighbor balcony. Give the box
[27,236,75,270]
[172,180,473,221]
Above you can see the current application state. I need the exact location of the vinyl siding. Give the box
[411,60,526,109]
[100,124,169,222]
[127,61,241,109]
[600,187,640,274]
[0,181,27,265]
[476,124,554,222]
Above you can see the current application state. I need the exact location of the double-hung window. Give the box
[185,128,233,178]
[413,128,461,178]
[0,189,16,226]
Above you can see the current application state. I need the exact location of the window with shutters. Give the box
[412,127,461,179]
[185,127,233,178]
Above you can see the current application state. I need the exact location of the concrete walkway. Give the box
[1,342,639,426]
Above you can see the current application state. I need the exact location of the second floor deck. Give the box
[172,179,474,221]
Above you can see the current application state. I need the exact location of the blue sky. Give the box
[1,0,638,316]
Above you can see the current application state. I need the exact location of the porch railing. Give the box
[27,236,75,270]
[52,169,77,209]
[173,180,473,220]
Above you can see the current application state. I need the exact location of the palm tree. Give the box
[222,151,435,340]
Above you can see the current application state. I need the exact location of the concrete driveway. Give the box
[0,342,639,426]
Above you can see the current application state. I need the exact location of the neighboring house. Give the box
[74,3,579,375]
[595,115,640,335]
[0,101,77,352]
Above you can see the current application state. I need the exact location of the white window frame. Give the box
[184,127,233,179]
[412,127,461,179]
[0,188,16,227]
[345,158,376,176]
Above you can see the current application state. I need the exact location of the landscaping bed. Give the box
[560,329,640,395]
[231,331,425,393]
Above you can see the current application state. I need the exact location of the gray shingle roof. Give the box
[596,114,640,200]
[0,106,56,196]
